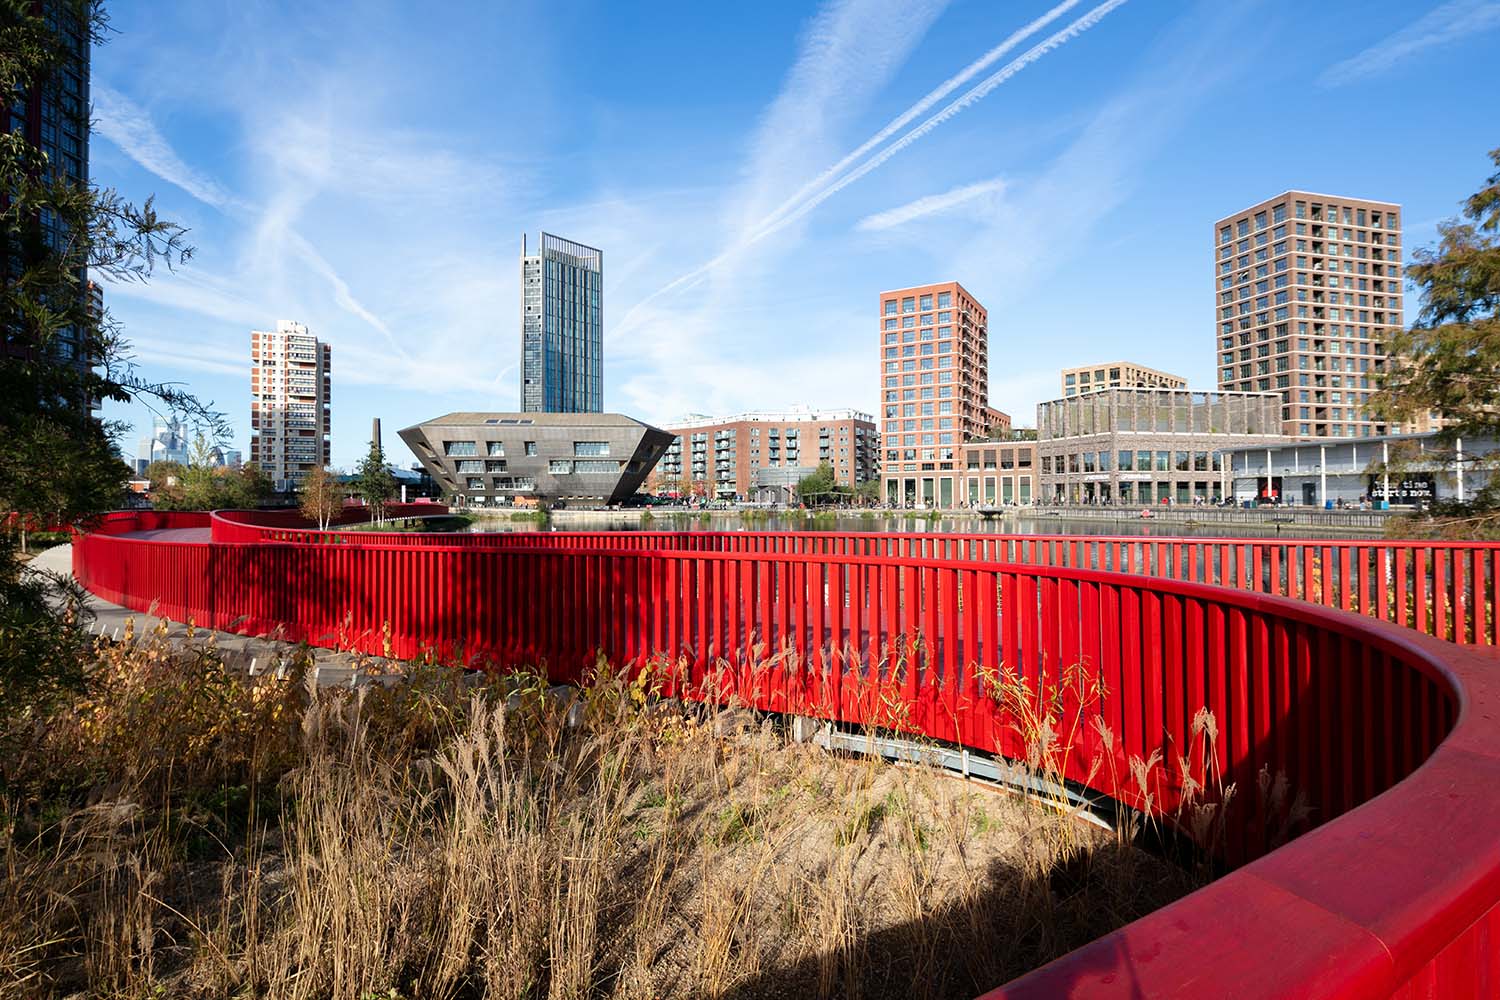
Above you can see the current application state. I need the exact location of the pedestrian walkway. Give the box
[118,526,213,542]
[30,544,402,687]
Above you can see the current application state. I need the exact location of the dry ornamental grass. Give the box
[0,620,1214,1000]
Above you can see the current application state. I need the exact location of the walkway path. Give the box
[31,544,402,687]
[118,526,213,542]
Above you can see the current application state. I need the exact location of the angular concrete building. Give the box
[399,412,671,507]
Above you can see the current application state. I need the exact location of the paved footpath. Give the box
[29,544,404,687]
[117,526,214,542]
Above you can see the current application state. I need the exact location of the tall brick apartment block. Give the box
[878,281,1008,508]
[250,321,331,491]
[1214,192,1403,438]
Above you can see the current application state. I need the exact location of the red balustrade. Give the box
[209,504,449,543]
[71,512,1500,997]
[216,522,1497,646]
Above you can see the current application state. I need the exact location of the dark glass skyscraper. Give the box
[521,232,603,413]
[1,3,92,406]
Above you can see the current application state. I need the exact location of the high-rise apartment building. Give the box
[250,321,331,491]
[1,4,93,409]
[521,233,603,413]
[1062,361,1186,397]
[878,281,1006,507]
[1215,192,1403,438]
[646,407,878,500]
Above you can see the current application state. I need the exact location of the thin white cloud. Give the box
[102,267,264,327]
[92,86,243,210]
[934,2,1261,409]
[1319,0,1500,86]
[856,177,1007,231]
[282,229,409,360]
[609,0,951,339]
[119,336,245,378]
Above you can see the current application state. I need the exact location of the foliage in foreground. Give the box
[0,630,1202,1000]
[1372,145,1500,444]
[2,0,225,533]
[0,543,92,726]
[1370,145,1500,530]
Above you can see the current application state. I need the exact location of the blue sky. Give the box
[94,0,1500,470]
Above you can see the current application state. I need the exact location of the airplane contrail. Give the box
[747,0,1131,242]
[755,0,1085,235]
[614,0,1128,335]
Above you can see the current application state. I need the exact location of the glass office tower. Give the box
[521,233,603,413]
[2,4,93,411]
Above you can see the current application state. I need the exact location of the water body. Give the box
[468,511,1387,541]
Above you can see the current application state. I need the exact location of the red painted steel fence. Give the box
[72,512,1500,997]
[209,512,1500,647]
[208,504,447,543]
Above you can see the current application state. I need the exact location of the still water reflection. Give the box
[470,511,1385,541]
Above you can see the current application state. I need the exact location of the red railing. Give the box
[81,510,212,535]
[208,504,448,543]
[69,513,1500,997]
[208,522,1500,647]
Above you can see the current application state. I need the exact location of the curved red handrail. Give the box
[204,515,1500,646]
[69,512,1500,997]
[208,503,449,543]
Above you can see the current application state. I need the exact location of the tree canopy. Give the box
[796,461,853,507]
[1,0,225,534]
[1,1,228,718]
[299,466,343,529]
[1372,146,1500,441]
[355,443,397,521]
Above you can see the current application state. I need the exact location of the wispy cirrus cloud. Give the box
[1319,0,1500,87]
[731,0,953,233]
[101,97,547,423]
[752,0,1129,241]
[93,86,414,359]
[856,177,1006,231]
[92,85,244,210]
[90,83,532,384]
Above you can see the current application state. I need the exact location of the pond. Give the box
[461,510,1388,541]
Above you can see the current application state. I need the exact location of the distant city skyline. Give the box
[89,1,1500,470]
